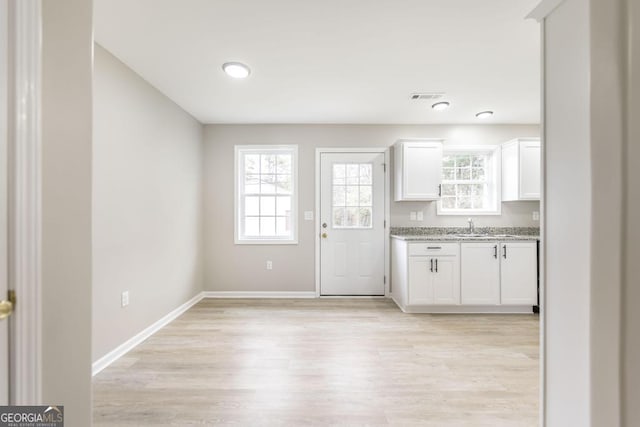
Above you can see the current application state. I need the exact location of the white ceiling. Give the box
[94,0,541,124]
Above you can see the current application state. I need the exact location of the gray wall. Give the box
[203,124,539,292]
[41,0,93,424]
[92,45,204,361]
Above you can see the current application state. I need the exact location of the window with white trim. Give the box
[235,145,298,243]
[437,146,501,215]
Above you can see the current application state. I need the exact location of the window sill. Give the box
[235,239,299,245]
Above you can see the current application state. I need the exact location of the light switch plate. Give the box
[533,211,540,221]
[417,211,424,221]
[304,211,314,220]
[410,212,417,221]
[121,291,129,307]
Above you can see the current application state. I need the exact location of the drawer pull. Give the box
[427,246,442,250]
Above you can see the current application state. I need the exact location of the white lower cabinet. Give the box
[461,241,538,306]
[408,255,460,305]
[461,242,500,305]
[500,242,538,305]
[392,238,538,313]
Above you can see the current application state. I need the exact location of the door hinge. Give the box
[384,220,387,228]
[384,275,387,284]
[382,163,386,173]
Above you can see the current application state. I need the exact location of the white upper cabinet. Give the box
[501,138,541,201]
[394,140,443,201]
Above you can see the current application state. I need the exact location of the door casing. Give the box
[315,147,390,298]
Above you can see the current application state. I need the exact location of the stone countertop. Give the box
[391,234,539,242]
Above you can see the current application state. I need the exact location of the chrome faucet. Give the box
[467,218,475,234]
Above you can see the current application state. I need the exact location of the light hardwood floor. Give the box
[93,299,539,426]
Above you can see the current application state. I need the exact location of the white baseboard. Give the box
[92,291,205,376]
[202,291,317,299]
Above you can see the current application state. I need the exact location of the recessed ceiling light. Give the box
[475,111,494,119]
[432,101,450,111]
[222,62,251,79]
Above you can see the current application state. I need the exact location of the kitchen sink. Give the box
[455,233,490,238]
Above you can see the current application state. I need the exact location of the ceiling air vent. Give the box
[410,92,445,101]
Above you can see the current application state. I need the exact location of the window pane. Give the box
[245,174,260,193]
[359,186,372,206]
[442,197,456,209]
[471,184,484,196]
[245,154,259,174]
[260,196,275,216]
[276,174,291,194]
[346,186,359,206]
[261,154,276,173]
[260,217,276,235]
[457,156,471,167]
[359,208,372,228]
[458,184,472,195]
[443,168,455,180]
[359,164,372,185]
[458,197,472,209]
[245,217,259,236]
[333,186,346,207]
[276,196,291,216]
[472,156,485,168]
[472,196,484,209]
[457,168,471,180]
[276,217,290,236]
[333,207,345,227]
[344,207,358,227]
[346,164,359,185]
[442,184,456,196]
[333,164,346,185]
[245,196,259,216]
[276,154,291,174]
[443,155,455,168]
[260,175,277,193]
[472,168,485,180]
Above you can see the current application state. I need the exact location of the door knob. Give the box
[322,223,327,228]
[321,233,328,238]
[0,300,13,321]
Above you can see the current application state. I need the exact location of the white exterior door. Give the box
[320,152,385,296]
[0,0,9,403]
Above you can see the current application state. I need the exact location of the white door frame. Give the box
[315,148,390,298]
[6,0,42,405]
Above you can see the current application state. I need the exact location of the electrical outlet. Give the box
[533,211,540,221]
[410,211,417,221]
[417,211,424,221]
[266,260,273,270]
[121,291,129,307]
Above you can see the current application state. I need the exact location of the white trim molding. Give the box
[7,0,42,405]
[203,291,316,299]
[527,0,566,21]
[92,292,205,376]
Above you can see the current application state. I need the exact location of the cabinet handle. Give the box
[493,245,498,259]
[427,246,442,250]
[430,258,433,272]
[438,184,442,197]
[503,244,507,259]
[435,258,438,273]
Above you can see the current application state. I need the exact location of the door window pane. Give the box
[332,162,374,229]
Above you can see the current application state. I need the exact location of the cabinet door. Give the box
[461,243,500,305]
[519,140,541,200]
[500,242,537,305]
[432,256,460,305]
[408,257,433,305]
[400,142,442,200]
